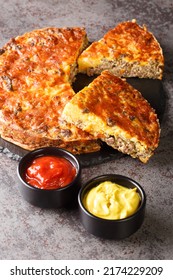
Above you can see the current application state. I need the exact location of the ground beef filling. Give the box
[104,134,152,162]
[86,58,163,79]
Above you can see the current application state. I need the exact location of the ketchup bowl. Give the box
[17,147,81,208]
[78,174,146,239]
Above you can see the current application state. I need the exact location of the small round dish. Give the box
[78,174,146,239]
[17,147,81,208]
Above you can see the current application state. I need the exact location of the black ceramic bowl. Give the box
[17,147,81,208]
[78,174,146,239]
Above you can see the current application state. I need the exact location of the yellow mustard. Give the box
[83,181,141,220]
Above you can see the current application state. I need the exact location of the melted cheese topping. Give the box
[0,27,100,149]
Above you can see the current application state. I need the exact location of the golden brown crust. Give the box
[78,20,164,79]
[1,125,100,154]
[0,27,100,153]
[62,70,160,162]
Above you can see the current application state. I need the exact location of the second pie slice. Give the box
[78,20,164,79]
[62,70,160,163]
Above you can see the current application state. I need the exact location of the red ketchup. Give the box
[25,156,76,190]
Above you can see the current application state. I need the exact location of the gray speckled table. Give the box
[0,0,173,260]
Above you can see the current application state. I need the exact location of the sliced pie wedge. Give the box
[78,20,164,79]
[62,70,160,162]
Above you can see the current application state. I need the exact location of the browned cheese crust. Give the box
[78,20,164,79]
[62,70,160,162]
[0,27,100,153]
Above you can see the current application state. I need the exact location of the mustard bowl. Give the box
[78,174,146,239]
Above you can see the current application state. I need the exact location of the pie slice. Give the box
[0,27,100,153]
[78,20,164,79]
[62,70,160,163]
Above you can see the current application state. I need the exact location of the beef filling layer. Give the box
[86,58,163,79]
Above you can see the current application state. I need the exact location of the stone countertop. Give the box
[0,0,173,260]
